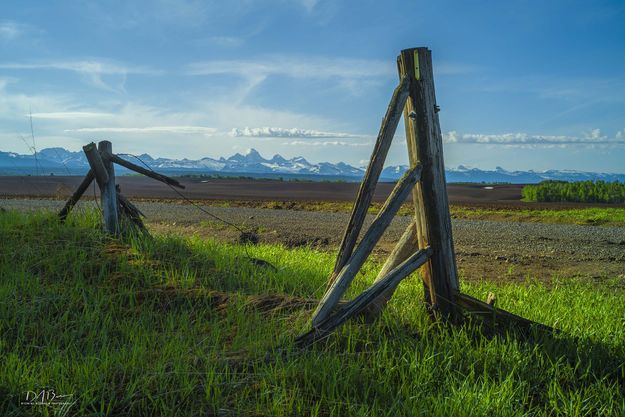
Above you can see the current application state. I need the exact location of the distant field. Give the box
[1,175,525,204]
[4,175,624,210]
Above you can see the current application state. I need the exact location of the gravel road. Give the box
[3,198,624,281]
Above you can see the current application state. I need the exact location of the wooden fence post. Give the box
[98,141,119,235]
[398,47,459,320]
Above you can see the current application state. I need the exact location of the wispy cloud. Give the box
[187,55,475,100]
[0,21,34,41]
[299,0,320,13]
[204,36,244,47]
[81,0,210,29]
[229,126,364,138]
[31,112,114,120]
[0,60,158,75]
[444,129,625,147]
[0,60,161,92]
[282,140,371,147]
[187,55,394,80]
[64,126,217,134]
[469,75,625,103]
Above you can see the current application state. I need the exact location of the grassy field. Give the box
[1,210,624,416]
[450,206,625,227]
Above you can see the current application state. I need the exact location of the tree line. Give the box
[522,180,625,203]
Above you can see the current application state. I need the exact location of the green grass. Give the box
[451,206,625,227]
[1,210,624,416]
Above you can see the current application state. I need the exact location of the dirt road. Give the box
[3,198,624,282]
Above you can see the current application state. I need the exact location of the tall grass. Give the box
[0,209,623,416]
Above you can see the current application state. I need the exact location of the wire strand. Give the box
[116,153,276,270]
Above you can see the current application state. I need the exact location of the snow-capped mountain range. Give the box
[1,147,625,183]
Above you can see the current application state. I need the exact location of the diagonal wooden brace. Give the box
[101,151,185,189]
[312,163,422,327]
[329,76,410,286]
[297,247,432,347]
[58,170,95,222]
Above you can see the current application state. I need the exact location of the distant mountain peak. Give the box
[270,154,288,164]
[2,147,625,183]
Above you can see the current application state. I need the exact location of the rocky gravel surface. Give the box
[3,198,624,281]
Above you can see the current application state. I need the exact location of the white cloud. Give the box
[65,126,217,134]
[0,60,161,92]
[31,112,115,120]
[585,128,606,140]
[0,22,21,40]
[204,36,244,47]
[443,130,625,147]
[0,21,34,41]
[299,0,320,13]
[282,140,371,147]
[0,60,159,75]
[186,55,475,101]
[229,126,363,138]
[0,84,74,122]
[187,55,394,80]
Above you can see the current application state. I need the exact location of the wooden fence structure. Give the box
[58,140,184,234]
[296,47,549,346]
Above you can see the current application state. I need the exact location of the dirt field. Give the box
[2,198,624,284]
[1,175,521,202]
[4,175,623,211]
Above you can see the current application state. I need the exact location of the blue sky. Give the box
[1,0,624,172]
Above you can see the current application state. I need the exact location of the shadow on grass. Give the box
[462,315,625,399]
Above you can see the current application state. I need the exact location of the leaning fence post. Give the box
[98,140,119,235]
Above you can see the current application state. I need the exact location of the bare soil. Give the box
[3,176,624,210]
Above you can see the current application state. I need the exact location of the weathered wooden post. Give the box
[98,141,119,235]
[82,141,119,234]
[397,47,459,320]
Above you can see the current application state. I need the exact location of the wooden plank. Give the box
[312,163,422,327]
[329,76,409,286]
[398,47,459,320]
[82,142,109,186]
[455,292,555,333]
[103,152,185,189]
[58,170,95,222]
[362,219,419,318]
[297,247,432,347]
[98,141,119,235]
[117,191,148,233]
[397,53,434,311]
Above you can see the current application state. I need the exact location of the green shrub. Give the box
[522,180,625,203]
